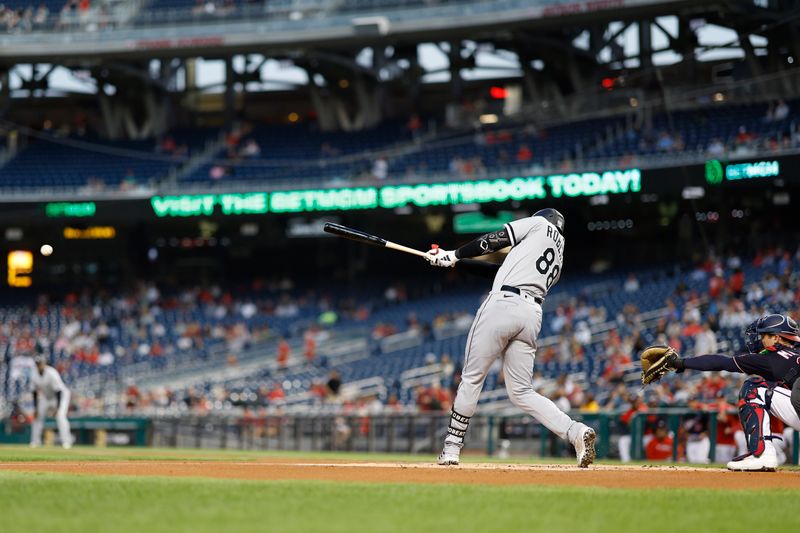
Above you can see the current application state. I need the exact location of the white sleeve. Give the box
[48,368,67,392]
[504,217,542,247]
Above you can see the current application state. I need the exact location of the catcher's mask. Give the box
[533,208,565,235]
[745,314,800,353]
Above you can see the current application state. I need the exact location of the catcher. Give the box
[640,313,800,471]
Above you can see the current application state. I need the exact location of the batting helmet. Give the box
[533,208,565,235]
[744,314,800,353]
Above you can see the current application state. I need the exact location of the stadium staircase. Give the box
[159,130,229,188]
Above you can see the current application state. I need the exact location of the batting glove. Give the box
[426,248,459,268]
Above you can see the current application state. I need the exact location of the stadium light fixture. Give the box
[489,86,507,99]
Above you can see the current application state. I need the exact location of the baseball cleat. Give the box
[437,441,463,466]
[726,449,778,472]
[575,427,596,468]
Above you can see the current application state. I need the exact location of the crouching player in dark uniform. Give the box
[651,314,800,471]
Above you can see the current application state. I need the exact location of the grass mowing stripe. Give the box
[0,471,798,533]
[0,445,584,464]
[6,446,792,469]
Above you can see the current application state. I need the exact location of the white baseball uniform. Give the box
[30,365,72,448]
[447,216,588,446]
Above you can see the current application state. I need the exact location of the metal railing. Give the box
[146,410,800,464]
[2,0,563,36]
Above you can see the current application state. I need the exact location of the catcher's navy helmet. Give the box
[744,314,800,353]
[533,208,565,235]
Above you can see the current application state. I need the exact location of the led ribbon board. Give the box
[705,159,780,183]
[151,193,269,217]
[45,202,96,218]
[724,160,779,181]
[151,169,641,217]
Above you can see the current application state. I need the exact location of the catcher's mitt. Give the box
[640,345,683,385]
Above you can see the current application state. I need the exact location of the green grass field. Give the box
[0,446,798,533]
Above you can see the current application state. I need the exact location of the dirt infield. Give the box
[2,460,798,489]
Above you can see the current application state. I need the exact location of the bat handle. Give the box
[430,244,439,255]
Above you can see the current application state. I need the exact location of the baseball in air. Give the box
[40,244,53,256]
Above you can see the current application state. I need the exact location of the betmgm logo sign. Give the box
[706,159,780,185]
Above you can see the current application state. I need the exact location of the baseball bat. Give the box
[323,222,429,258]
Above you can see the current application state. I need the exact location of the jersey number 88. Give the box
[536,248,560,289]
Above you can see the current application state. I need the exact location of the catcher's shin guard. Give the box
[738,377,772,457]
[792,378,800,420]
[446,408,471,444]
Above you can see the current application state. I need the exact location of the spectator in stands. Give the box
[735,125,756,153]
[714,403,740,464]
[240,138,261,159]
[681,316,703,338]
[574,321,591,347]
[552,387,571,413]
[707,137,725,157]
[120,169,137,191]
[276,337,290,368]
[448,155,463,176]
[219,0,236,16]
[672,133,685,151]
[656,131,674,152]
[371,156,388,180]
[440,353,455,381]
[371,322,396,340]
[303,328,317,363]
[718,300,751,329]
[729,267,745,298]
[791,125,800,147]
[726,252,742,270]
[693,322,718,356]
[332,416,351,449]
[209,165,227,180]
[17,6,33,31]
[708,267,725,299]
[159,135,177,153]
[773,100,789,122]
[320,142,340,156]
[684,416,710,464]
[326,371,342,398]
[645,421,674,461]
[267,382,285,403]
[33,3,49,26]
[581,393,599,412]
[550,306,567,334]
[407,114,422,141]
[516,144,532,162]
[623,273,640,292]
[417,382,451,412]
[616,394,646,462]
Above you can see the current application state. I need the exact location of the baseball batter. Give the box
[30,355,72,449]
[642,313,800,471]
[426,208,596,467]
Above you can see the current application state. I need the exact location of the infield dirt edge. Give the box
[2,460,798,489]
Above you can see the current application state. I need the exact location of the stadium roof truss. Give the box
[1,0,799,131]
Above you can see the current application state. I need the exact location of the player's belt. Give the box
[500,285,543,304]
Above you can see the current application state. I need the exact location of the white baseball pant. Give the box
[449,290,584,444]
[31,390,72,447]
